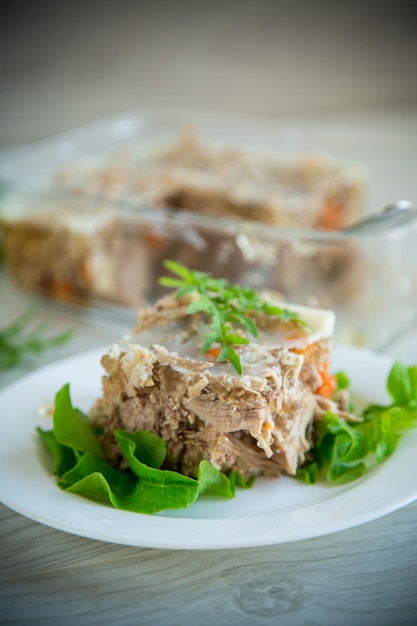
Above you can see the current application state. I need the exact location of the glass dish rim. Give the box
[1,181,416,243]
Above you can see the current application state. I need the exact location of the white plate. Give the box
[0,344,416,550]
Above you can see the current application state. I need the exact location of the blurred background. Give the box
[1,0,416,148]
[0,0,417,375]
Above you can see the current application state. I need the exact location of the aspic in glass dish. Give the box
[0,110,416,350]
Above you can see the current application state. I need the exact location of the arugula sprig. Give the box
[297,361,417,484]
[0,309,73,370]
[159,260,307,374]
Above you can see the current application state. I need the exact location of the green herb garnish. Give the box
[38,384,253,514]
[0,309,73,370]
[159,260,307,374]
[296,361,417,484]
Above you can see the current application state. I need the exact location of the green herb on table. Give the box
[0,309,73,370]
[38,384,254,515]
[159,259,309,374]
[296,361,417,485]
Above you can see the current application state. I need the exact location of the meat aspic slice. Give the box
[90,292,337,480]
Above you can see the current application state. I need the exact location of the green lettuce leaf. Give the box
[39,358,417,510]
[198,460,235,498]
[297,361,417,484]
[38,384,252,514]
[59,453,137,500]
[387,361,417,406]
[114,430,200,513]
[228,470,256,493]
[37,427,78,477]
[52,383,103,457]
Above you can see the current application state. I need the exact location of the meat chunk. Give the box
[91,292,335,480]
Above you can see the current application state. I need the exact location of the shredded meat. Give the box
[90,292,346,480]
[314,393,362,423]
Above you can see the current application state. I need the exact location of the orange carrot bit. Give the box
[46,279,76,300]
[145,230,167,249]
[316,363,337,398]
[285,333,302,341]
[262,420,274,440]
[80,259,94,284]
[204,345,222,360]
[291,342,317,360]
[320,199,343,231]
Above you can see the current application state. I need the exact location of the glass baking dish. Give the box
[0,110,416,350]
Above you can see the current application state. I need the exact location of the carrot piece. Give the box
[46,280,76,300]
[291,342,317,360]
[316,363,337,398]
[320,199,343,231]
[205,345,222,360]
[145,230,167,249]
[80,260,94,284]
